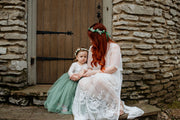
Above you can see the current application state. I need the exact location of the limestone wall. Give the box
[113,0,180,105]
[0,0,27,90]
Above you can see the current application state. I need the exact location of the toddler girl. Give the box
[44,48,88,114]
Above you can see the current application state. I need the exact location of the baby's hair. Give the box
[74,48,88,57]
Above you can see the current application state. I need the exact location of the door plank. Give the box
[64,0,74,72]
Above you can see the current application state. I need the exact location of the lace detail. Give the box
[73,88,119,120]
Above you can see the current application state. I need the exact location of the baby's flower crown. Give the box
[88,27,111,41]
[75,48,88,56]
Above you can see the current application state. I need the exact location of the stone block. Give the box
[164,82,173,89]
[4,33,27,40]
[115,26,140,31]
[9,60,27,71]
[113,21,128,26]
[113,5,121,14]
[139,85,150,90]
[151,84,163,92]
[143,61,159,68]
[167,20,175,25]
[0,41,26,47]
[147,69,159,73]
[4,6,25,11]
[124,63,142,69]
[164,12,172,19]
[133,69,146,74]
[33,97,46,106]
[144,39,156,44]
[120,3,154,15]
[156,90,167,97]
[122,70,132,74]
[133,32,151,38]
[152,23,161,27]
[155,28,166,33]
[139,17,151,22]
[119,14,138,21]
[169,50,179,54]
[152,17,166,23]
[0,11,8,20]
[135,81,144,86]
[135,22,149,27]
[1,26,26,32]
[153,45,164,49]
[123,74,143,81]
[152,32,164,39]
[143,74,156,80]
[113,0,123,4]
[161,79,170,83]
[0,81,27,88]
[0,34,4,38]
[113,36,142,42]
[3,75,27,83]
[156,40,169,44]
[0,60,7,63]
[0,87,10,96]
[122,50,139,56]
[0,54,23,59]
[119,43,133,49]
[172,69,180,76]
[8,20,25,27]
[0,65,8,71]
[122,57,131,63]
[133,56,148,61]
[141,51,154,55]
[112,31,129,36]
[0,47,7,54]
[8,10,24,19]
[170,9,177,16]
[135,44,153,50]
[153,50,168,55]
[149,56,158,60]
[9,96,29,106]
[146,80,160,85]
[154,8,162,16]
[122,82,135,87]
[0,20,7,25]
[0,0,23,5]
[0,96,7,102]
[130,91,145,99]
[8,46,26,54]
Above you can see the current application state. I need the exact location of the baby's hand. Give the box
[70,74,80,81]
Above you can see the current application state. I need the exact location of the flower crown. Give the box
[88,27,111,41]
[75,48,88,56]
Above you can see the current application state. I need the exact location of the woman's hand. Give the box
[83,69,101,77]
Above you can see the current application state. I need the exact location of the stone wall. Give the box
[113,0,180,106]
[0,0,27,102]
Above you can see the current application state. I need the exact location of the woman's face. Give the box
[76,51,88,65]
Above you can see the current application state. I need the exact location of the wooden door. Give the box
[37,0,103,84]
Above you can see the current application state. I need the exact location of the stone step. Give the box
[3,85,161,120]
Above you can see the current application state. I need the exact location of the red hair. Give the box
[88,23,114,70]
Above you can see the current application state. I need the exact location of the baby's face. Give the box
[76,51,88,65]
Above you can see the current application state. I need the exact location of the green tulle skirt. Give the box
[44,73,78,114]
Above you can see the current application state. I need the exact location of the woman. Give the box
[72,23,144,120]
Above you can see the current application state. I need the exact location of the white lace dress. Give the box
[72,43,144,120]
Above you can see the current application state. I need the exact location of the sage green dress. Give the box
[44,62,88,114]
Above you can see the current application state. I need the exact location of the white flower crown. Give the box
[75,48,88,56]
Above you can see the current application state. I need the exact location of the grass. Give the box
[167,100,180,109]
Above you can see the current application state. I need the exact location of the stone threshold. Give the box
[9,85,161,120]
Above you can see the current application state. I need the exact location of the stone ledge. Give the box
[7,85,161,119]
[119,104,161,119]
